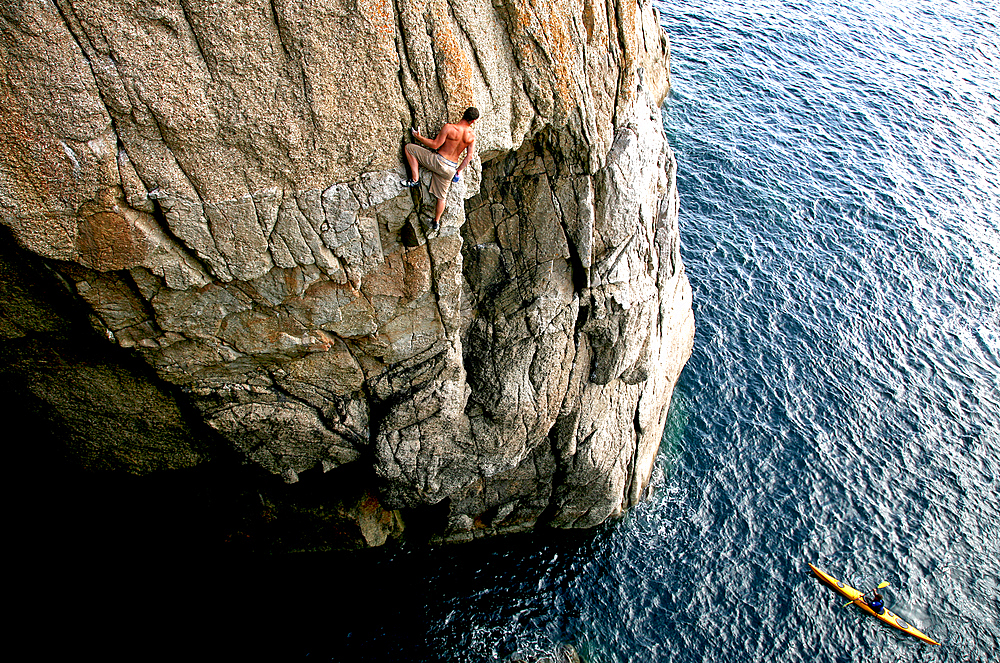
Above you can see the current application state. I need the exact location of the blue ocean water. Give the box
[301,1,1000,660]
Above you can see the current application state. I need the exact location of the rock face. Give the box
[1,0,693,546]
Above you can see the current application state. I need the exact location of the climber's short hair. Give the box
[463,107,480,123]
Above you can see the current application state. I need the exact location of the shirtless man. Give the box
[402,107,479,232]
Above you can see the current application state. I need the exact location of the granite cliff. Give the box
[1,0,693,548]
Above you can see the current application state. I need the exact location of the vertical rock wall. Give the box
[1,0,693,546]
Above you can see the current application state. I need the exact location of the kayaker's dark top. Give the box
[866,594,885,615]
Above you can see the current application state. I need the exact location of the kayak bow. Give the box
[809,563,940,645]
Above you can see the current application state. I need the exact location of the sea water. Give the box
[301,0,999,660]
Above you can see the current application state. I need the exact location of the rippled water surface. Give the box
[305,1,1000,660]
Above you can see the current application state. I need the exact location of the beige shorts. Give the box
[405,143,457,200]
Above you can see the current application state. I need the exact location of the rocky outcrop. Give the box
[1,0,693,547]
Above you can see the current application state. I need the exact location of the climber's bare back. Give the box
[436,123,476,163]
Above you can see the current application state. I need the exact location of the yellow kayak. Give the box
[809,563,940,645]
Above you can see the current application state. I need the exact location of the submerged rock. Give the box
[1,0,693,548]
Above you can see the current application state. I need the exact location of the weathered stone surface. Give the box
[1,0,693,547]
[0,228,211,473]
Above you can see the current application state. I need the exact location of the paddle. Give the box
[843,580,890,608]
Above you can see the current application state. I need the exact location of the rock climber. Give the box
[402,107,479,232]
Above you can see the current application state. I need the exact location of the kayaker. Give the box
[865,592,886,615]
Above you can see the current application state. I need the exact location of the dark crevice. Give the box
[269,0,294,62]
[148,197,216,279]
[537,414,572,527]
[538,436,569,526]
[443,0,493,100]
[50,0,131,162]
[391,0,419,129]
[609,0,630,127]
[51,0,96,63]
[269,0,321,147]
[624,399,643,508]
[398,497,452,545]
[267,377,368,450]
[119,268,165,334]
[365,346,451,416]
[178,0,216,81]
[554,197,589,288]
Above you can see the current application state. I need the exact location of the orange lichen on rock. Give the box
[429,0,477,117]
[506,0,576,112]
[359,0,398,54]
